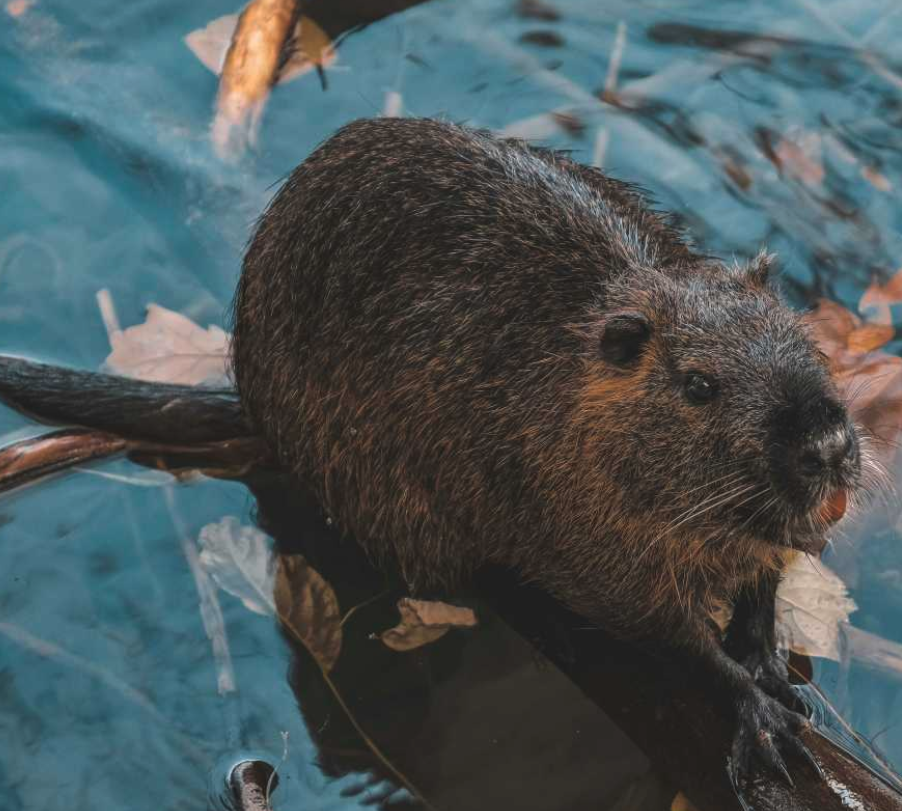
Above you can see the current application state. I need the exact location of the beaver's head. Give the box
[575,254,876,571]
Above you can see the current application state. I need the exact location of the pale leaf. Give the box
[103,303,231,386]
[5,0,34,18]
[380,598,478,652]
[184,13,238,75]
[776,554,857,661]
[774,132,824,186]
[198,517,276,616]
[185,12,334,84]
[275,553,342,672]
[861,166,892,193]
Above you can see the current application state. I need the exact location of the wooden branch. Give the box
[0,428,273,493]
[486,578,902,811]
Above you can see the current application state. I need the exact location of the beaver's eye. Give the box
[684,373,717,405]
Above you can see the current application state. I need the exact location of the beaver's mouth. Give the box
[776,487,849,554]
[818,488,848,525]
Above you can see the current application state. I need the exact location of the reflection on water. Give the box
[2,0,902,809]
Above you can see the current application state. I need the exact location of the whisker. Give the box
[637,480,759,564]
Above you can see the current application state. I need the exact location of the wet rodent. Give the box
[234,117,865,635]
[0,117,875,789]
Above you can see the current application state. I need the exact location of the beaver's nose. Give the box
[793,426,857,481]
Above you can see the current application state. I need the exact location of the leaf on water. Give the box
[198,517,276,616]
[185,12,335,85]
[859,267,902,325]
[184,13,239,74]
[806,298,860,357]
[498,110,583,141]
[670,792,701,811]
[773,132,824,186]
[379,598,478,652]
[776,554,857,662]
[277,16,336,84]
[847,323,896,355]
[275,553,342,672]
[5,0,34,17]
[103,302,231,386]
[805,298,902,462]
[861,165,892,193]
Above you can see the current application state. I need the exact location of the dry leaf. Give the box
[670,792,701,811]
[379,598,478,652]
[805,299,902,463]
[5,0,34,17]
[805,298,860,358]
[275,15,335,84]
[776,554,857,661]
[103,303,231,386]
[184,13,239,74]
[861,166,892,193]
[774,132,824,186]
[275,553,342,671]
[859,267,902,325]
[847,323,896,355]
[498,110,584,141]
[198,517,275,616]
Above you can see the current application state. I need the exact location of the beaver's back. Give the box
[232,117,697,592]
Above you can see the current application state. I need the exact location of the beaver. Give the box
[0,117,874,792]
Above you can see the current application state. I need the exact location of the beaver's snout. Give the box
[790,422,859,489]
[769,393,860,544]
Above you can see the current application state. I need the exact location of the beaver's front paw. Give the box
[737,646,806,715]
[728,684,823,796]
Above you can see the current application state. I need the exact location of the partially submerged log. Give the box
[485,576,902,811]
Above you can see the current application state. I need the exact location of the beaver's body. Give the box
[233,119,859,639]
[0,118,869,788]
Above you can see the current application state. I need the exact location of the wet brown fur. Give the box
[232,118,865,644]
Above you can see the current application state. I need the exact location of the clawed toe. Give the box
[727,686,822,805]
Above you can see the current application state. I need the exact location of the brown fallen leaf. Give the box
[5,0,34,17]
[102,301,231,386]
[773,132,825,186]
[379,598,478,652]
[859,266,902,325]
[805,298,902,461]
[862,165,892,193]
[847,322,896,355]
[670,792,701,811]
[275,553,342,671]
[185,2,336,160]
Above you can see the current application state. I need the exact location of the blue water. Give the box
[2,0,902,809]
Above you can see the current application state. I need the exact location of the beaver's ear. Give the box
[599,311,652,366]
